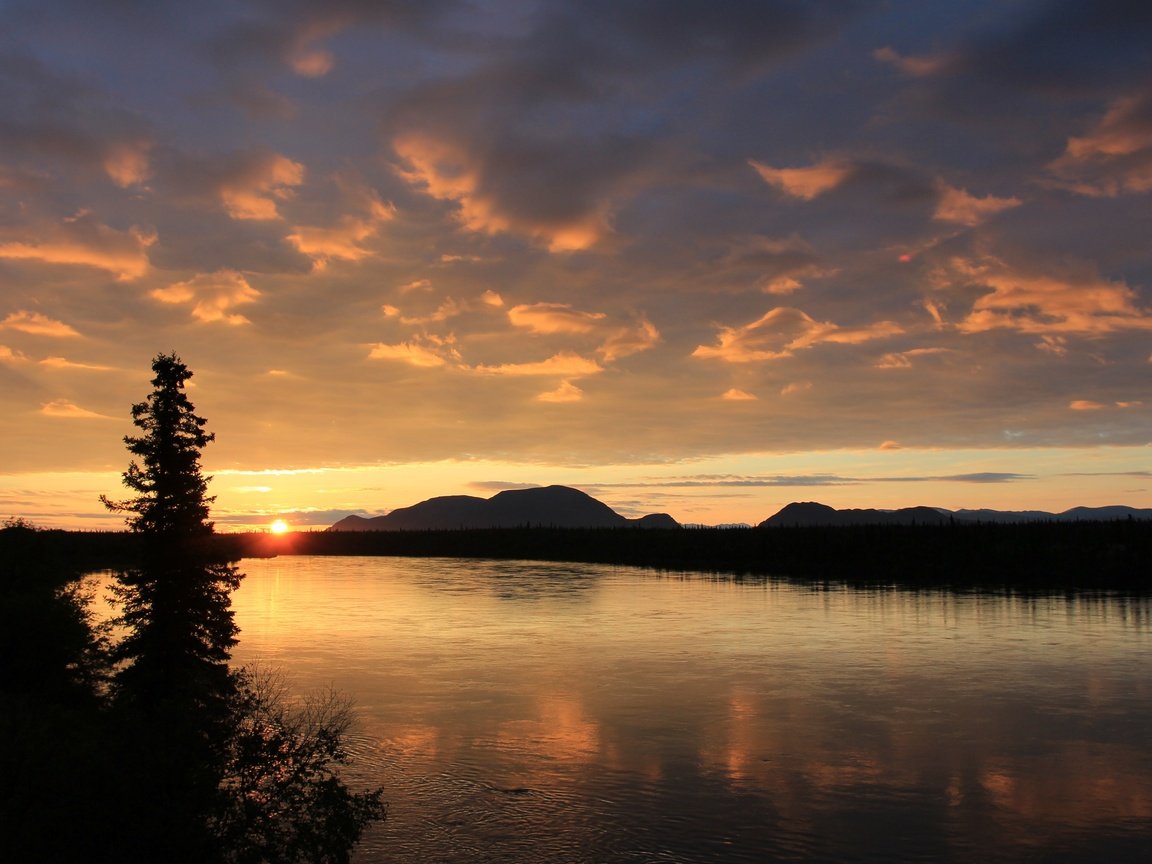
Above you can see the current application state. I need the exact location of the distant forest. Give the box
[18,519,1151,592]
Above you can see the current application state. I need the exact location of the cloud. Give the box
[0,311,81,337]
[717,235,835,295]
[507,303,659,362]
[599,317,659,362]
[537,380,584,403]
[471,352,603,378]
[878,440,902,450]
[933,183,1022,225]
[693,307,902,363]
[150,270,261,325]
[286,191,395,265]
[721,389,757,401]
[1048,91,1152,196]
[219,152,305,220]
[933,256,1152,336]
[780,381,812,396]
[103,139,152,187]
[875,347,953,369]
[749,159,851,200]
[508,303,607,335]
[1070,399,1141,411]
[39,356,114,371]
[0,216,153,280]
[392,132,610,252]
[872,46,949,78]
[40,399,111,419]
[368,335,460,368]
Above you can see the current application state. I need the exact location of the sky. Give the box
[2,0,1151,531]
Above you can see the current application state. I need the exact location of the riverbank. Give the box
[13,519,1149,591]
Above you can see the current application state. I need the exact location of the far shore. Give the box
[9,519,1150,592]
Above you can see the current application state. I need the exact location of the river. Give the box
[228,556,1152,863]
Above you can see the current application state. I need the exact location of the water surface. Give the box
[230,556,1152,863]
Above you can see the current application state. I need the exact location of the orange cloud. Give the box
[0,345,28,362]
[39,356,114,371]
[780,381,812,396]
[721,388,757,401]
[507,303,659,362]
[879,440,903,450]
[875,347,953,369]
[933,183,1022,225]
[936,256,1152,336]
[508,303,607,334]
[103,139,153,187]
[1049,93,1152,196]
[0,311,81,338]
[537,380,584,403]
[472,352,603,377]
[599,317,659,362]
[368,335,460,368]
[40,399,112,419]
[287,193,394,265]
[393,133,605,251]
[150,270,261,325]
[0,218,153,280]
[693,307,901,363]
[749,159,851,200]
[219,153,305,220]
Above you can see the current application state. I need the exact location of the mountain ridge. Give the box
[327,487,1152,531]
[328,485,680,531]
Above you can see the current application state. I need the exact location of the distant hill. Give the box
[328,485,681,531]
[760,502,949,527]
[760,502,1152,527]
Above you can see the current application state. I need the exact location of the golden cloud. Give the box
[219,153,305,220]
[537,380,584,403]
[875,347,953,369]
[0,311,81,338]
[508,303,607,335]
[748,159,851,200]
[936,256,1152,336]
[40,399,112,419]
[0,218,153,280]
[150,270,261,325]
[286,194,394,265]
[933,183,1021,226]
[693,307,901,363]
[368,335,460,368]
[393,133,605,251]
[471,352,603,377]
[721,388,757,401]
[39,356,114,371]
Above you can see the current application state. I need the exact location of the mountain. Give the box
[760,502,1152,527]
[328,485,681,531]
[760,502,949,527]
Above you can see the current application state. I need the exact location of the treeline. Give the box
[18,518,1150,590]
[241,518,1151,591]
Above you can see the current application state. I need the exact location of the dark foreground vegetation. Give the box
[27,516,1151,592]
[2,354,382,864]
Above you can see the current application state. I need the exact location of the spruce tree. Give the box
[103,352,241,715]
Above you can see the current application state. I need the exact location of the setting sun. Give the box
[269,519,289,534]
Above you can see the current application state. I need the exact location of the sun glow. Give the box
[269,518,289,534]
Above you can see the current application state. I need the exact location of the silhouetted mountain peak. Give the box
[328,486,681,531]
